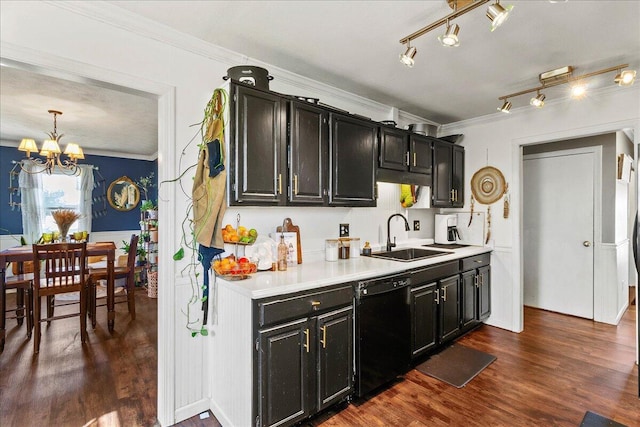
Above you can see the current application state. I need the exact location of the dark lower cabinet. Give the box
[316,307,353,411]
[439,275,460,342]
[478,266,491,320]
[257,303,353,427]
[259,318,310,427]
[410,283,438,357]
[460,253,492,332]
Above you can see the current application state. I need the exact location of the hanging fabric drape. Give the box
[192,88,228,324]
[76,165,95,233]
[18,162,45,243]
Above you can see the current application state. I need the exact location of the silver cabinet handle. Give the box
[320,326,327,349]
[583,241,591,247]
[303,328,309,353]
[435,288,440,304]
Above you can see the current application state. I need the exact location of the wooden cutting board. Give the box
[276,217,302,264]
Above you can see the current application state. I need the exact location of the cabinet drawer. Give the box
[460,253,491,271]
[258,285,353,327]
[411,260,459,285]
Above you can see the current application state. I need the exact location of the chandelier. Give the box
[17,109,85,175]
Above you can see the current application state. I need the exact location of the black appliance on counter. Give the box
[354,273,411,398]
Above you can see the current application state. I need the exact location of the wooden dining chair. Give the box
[88,234,139,327]
[32,242,89,354]
[3,264,34,339]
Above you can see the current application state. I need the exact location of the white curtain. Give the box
[18,162,45,244]
[77,165,95,233]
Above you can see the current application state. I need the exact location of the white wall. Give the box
[441,87,640,333]
[0,2,433,425]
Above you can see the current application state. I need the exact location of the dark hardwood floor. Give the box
[1,291,158,426]
[2,292,637,427]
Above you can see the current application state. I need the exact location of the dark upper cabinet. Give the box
[377,126,432,186]
[230,84,287,205]
[329,113,377,207]
[289,100,329,205]
[432,139,464,208]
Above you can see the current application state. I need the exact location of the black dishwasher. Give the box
[354,273,411,398]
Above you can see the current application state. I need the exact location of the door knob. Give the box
[583,241,591,247]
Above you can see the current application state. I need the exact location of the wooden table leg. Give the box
[107,258,115,332]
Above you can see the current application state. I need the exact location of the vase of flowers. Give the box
[52,209,81,242]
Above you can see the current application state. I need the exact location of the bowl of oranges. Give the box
[212,255,258,280]
[222,224,258,245]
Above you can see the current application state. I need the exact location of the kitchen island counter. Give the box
[216,244,492,299]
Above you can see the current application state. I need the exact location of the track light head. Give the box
[570,83,587,99]
[498,100,512,113]
[487,1,514,31]
[615,70,636,86]
[439,23,460,47]
[530,93,546,108]
[400,44,417,67]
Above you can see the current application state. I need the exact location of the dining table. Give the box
[0,241,117,352]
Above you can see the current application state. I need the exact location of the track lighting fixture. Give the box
[497,63,636,113]
[438,21,460,47]
[400,42,417,67]
[615,70,636,86]
[497,100,512,113]
[486,1,514,31]
[530,92,546,108]
[399,0,513,64]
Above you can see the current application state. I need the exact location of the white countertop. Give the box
[216,242,491,300]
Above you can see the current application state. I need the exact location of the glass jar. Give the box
[350,238,360,258]
[325,239,339,262]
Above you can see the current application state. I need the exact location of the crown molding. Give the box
[47,1,432,125]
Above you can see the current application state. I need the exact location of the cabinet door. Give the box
[231,84,287,205]
[329,114,377,207]
[410,283,438,357]
[289,101,328,205]
[258,318,310,427]
[409,134,433,174]
[431,140,453,207]
[379,126,408,171]
[452,145,465,208]
[461,270,478,330]
[439,275,460,342]
[316,306,353,412]
[478,266,491,320]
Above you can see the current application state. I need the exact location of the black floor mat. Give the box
[415,343,496,388]
[580,411,627,427]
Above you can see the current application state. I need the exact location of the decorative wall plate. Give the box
[470,166,506,205]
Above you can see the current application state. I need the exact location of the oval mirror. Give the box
[107,176,140,211]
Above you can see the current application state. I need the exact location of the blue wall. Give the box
[0,146,157,234]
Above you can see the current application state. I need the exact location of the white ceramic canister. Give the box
[325,239,339,262]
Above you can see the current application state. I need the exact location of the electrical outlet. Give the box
[339,223,350,237]
[413,220,420,231]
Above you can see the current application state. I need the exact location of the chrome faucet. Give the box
[386,213,410,251]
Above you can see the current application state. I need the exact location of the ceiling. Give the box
[1,1,639,157]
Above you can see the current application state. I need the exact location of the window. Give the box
[41,173,82,234]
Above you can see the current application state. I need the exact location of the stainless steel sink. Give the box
[369,247,451,262]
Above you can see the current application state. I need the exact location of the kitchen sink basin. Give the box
[369,247,451,262]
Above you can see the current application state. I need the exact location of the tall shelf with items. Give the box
[140,202,158,297]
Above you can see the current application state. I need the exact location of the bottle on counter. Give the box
[362,241,372,256]
[277,233,288,271]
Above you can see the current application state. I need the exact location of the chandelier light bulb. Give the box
[497,100,512,113]
[530,93,546,108]
[438,23,460,47]
[400,44,417,67]
[570,83,587,99]
[487,2,514,32]
[615,70,636,86]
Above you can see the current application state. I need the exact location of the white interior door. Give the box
[523,149,595,318]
